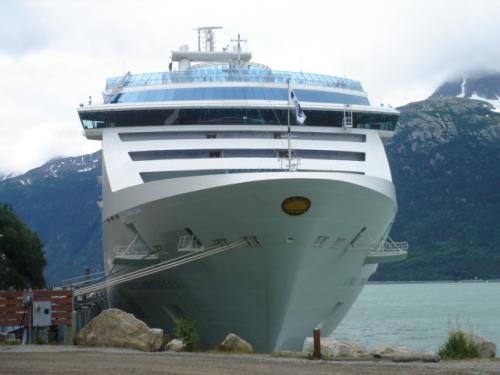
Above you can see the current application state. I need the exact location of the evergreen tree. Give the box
[0,203,46,289]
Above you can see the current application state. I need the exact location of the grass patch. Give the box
[0,339,20,346]
[438,330,480,360]
[173,317,199,352]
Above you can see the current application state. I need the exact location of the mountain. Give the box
[0,152,102,285]
[373,97,500,280]
[1,96,499,283]
[0,203,46,289]
[430,69,500,112]
[0,172,18,182]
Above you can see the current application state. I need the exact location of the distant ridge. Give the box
[0,151,103,284]
[430,69,500,112]
[2,96,500,283]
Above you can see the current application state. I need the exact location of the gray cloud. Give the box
[1,0,500,174]
[0,1,49,56]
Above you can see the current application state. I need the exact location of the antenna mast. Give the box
[231,34,247,65]
[193,26,223,51]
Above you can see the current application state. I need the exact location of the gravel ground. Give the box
[1,345,499,375]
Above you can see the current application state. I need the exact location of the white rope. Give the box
[74,239,246,297]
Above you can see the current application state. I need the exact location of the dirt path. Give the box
[1,346,499,375]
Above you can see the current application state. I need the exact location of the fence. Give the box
[0,290,73,328]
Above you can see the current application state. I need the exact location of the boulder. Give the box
[303,337,367,358]
[74,308,164,352]
[373,345,410,356]
[219,333,254,353]
[372,345,439,362]
[463,333,497,359]
[149,328,164,352]
[166,338,186,352]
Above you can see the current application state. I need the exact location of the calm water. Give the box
[332,282,500,352]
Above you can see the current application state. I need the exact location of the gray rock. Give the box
[303,337,367,358]
[463,333,497,359]
[372,345,438,362]
[74,308,164,352]
[166,338,185,352]
[373,345,409,356]
[219,333,254,353]
[148,328,164,352]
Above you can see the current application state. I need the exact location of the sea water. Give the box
[332,282,500,352]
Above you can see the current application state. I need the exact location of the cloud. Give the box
[1,0,500,175]
[0,121,98,175]
[0,1,49,56]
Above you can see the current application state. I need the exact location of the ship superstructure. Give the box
[77,27,407,352]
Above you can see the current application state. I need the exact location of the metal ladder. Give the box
[105,71,131,103]
[342,105,353,129]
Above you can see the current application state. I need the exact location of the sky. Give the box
[1,0,499,176]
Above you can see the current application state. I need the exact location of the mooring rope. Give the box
[73,239,246,297]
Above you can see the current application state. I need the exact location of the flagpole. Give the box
[287,78,291,132]
[287,78,291,167]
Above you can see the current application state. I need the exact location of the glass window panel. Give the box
[211,87,220,99]
[150,90,162,102]
[172,89,182,100]
[270,88,280,100]
[130,92,141,102]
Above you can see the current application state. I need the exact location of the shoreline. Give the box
[368,279,500,285]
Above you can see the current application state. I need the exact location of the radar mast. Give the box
[194,26,223,52]
[172,27,252,71]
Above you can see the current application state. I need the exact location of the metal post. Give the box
[313,328,321,359]
[287,78,292,170]
[28,300,32,345]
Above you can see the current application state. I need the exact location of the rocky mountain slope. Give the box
[373,97,500,280]
[0,153,102,284]
[1,97,499,283]
[430,70,500,112]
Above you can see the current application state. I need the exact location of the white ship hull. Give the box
[103,172,396,351]
[76,33,405,351]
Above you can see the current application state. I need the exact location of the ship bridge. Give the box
[78,27,398,138]
[79,64,398,138]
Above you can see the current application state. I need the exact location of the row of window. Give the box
[80,108,398,130]
[105,66,364,92]
[107,87,369,105]
[119,130,366,143]
[139,169,365,183]
[129,149,365,162]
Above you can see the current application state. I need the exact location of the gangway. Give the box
[60,270,105,289]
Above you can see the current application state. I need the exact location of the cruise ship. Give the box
[77,27,407,352]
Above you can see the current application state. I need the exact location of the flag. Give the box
[289,89,307,124]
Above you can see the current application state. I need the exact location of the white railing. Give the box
[364,236,408,264]
[177,235,203,252]
[114,245,150,257]
[382,238,409,253]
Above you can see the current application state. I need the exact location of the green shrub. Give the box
[438,330,480,359]
[173,317,199,351]
[34,336,46,345]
